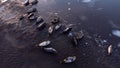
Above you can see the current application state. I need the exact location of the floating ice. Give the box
[82,0,91,3]
[68,8,71,11]
[112,30,120,38]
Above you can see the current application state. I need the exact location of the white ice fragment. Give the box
[68,8,71,11]
[112,30,120,38]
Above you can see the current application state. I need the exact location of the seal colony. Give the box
[20,0,84,64]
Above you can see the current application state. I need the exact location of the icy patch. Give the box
[0,0,8,3]
[112,30,120,38]
[82,0,91,3]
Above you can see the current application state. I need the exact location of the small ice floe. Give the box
[0,0,8,3]
[39,40,51,47]
[61,56,76,64]
[107,45,112,55]
[43,47,57,54]
[82,0,91,3]
[112,30,120,38]
[68,8,71,11]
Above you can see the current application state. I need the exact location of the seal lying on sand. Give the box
[36,22,46,30]
[62,27,72,34]
[36,16,44,25]
[39,40,51,47]
[61,56,76,63]
[27,8,37,14]
[54,24,62,31]
[43,47,58,54]
[48,26,54,35]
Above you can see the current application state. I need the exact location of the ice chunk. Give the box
[112,30,120,38]
[68,8,71,11]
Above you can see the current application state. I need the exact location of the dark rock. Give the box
[27,8,37,14]
[36,16,44,25]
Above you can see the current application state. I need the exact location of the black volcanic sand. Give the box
[0,0,120,68]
